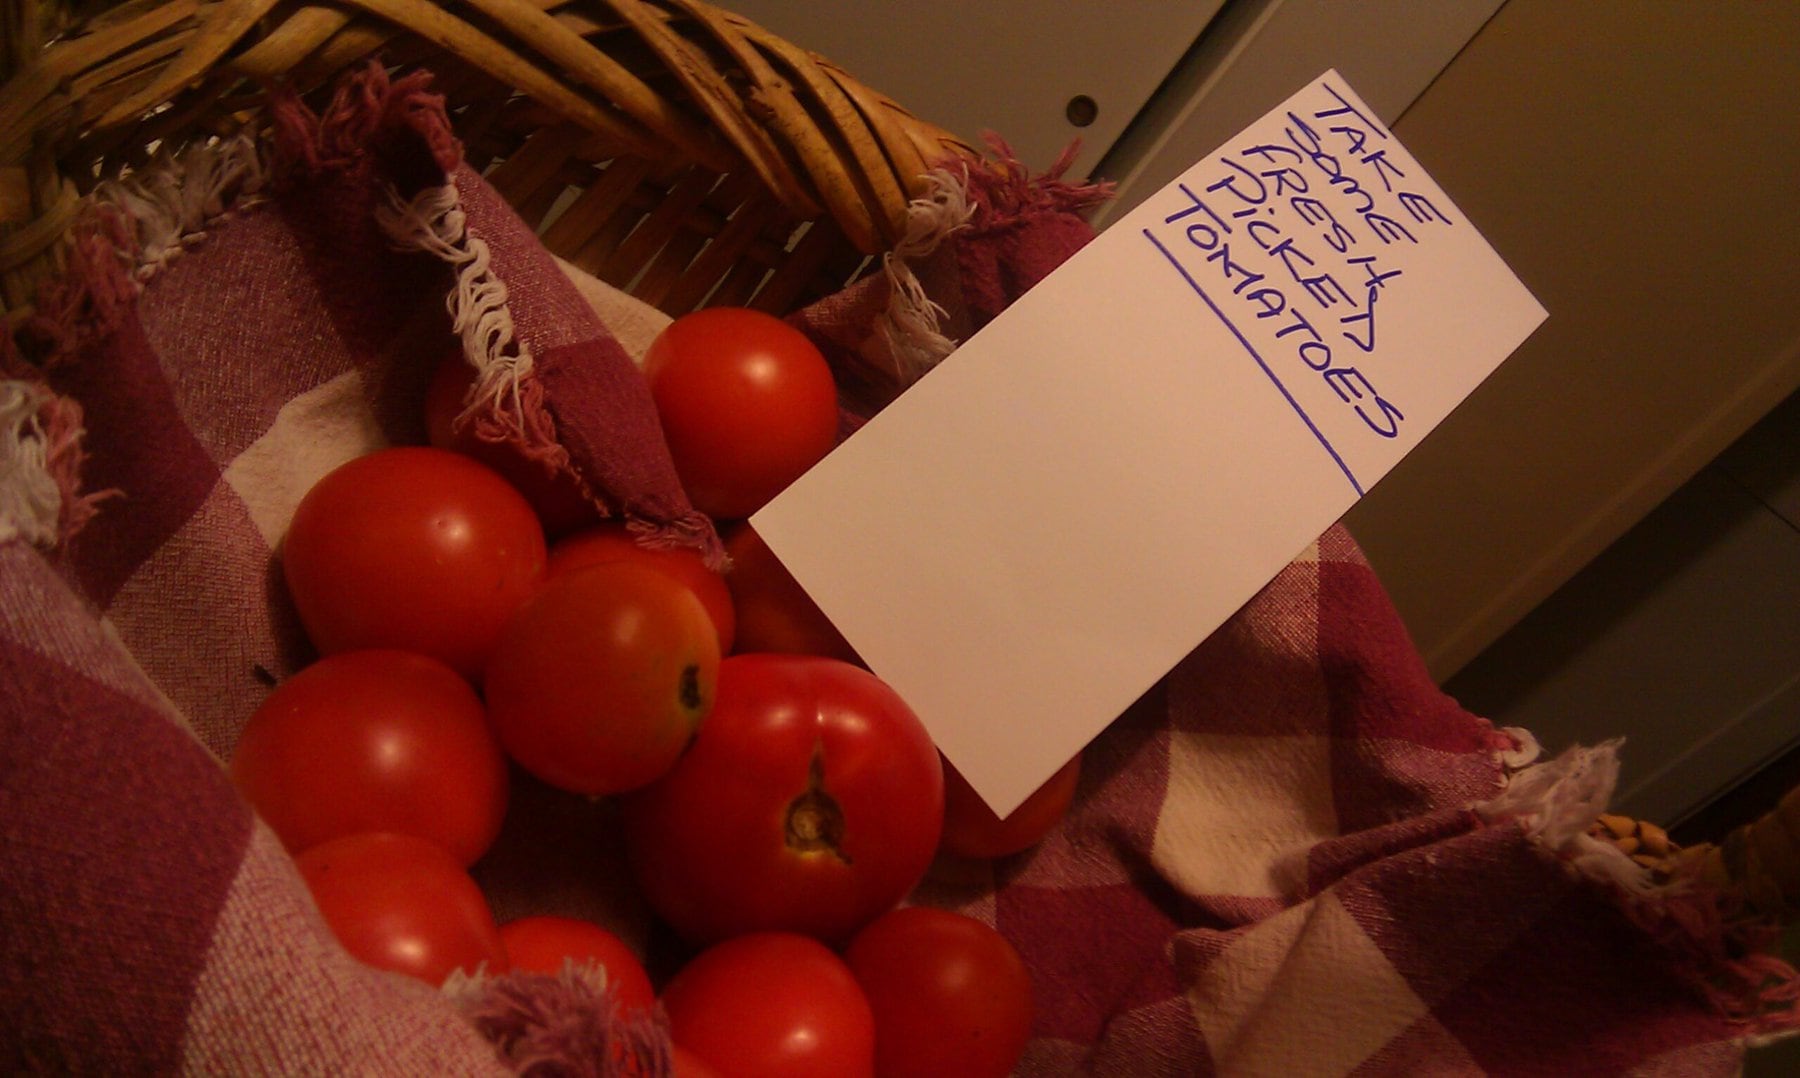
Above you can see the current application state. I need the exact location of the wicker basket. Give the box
[4,0,1796,949]
[0,0,984,325]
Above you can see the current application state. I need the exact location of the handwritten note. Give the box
[752,72,1546,816]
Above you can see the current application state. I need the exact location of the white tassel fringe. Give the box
[1475,738,1659,896]
[0,381,67,547]
[94,134,269,281]
[870,166,976,385]
[375,181,533,442]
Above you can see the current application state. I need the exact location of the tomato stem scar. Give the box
[784,741,850,864]
[679,664,703,710]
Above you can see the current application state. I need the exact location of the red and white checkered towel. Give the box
[3,65,1795,1076]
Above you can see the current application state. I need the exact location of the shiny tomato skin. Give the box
[423,352,598,538]
[940,752,1082,860]
[844,907,1033,1078]
[549,524,735,654]
[662,932,875,1078]
[229,650,508,866]
[484,563,720,796]
[621,655,942,947]
[282,447,547,680]
[644,308,839,521]
[721,523,858,663]
[296,832,507,985]
[497,915,655,1014]
[671,1045,722,1078]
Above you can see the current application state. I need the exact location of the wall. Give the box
[1446,389,1799,825]
[1342,0,1800,680]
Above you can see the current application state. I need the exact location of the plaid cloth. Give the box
[3,65,1795,1075]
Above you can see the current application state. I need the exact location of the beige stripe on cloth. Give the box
[178,822,509,1076]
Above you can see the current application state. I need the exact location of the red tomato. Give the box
[296,832,507,985]
[940,752,1082,860]
[722,523,859,663]
[423,351,598,538]
[549,524,735,654]
[663,933,875,1078]
[229,650,508,866]
[643,308,839,520]
[282,447,547,680]
[485,563,720,796]
[621,655,942,947]
[497,915,655,1014]
[672,1045,722,1078]
[844,907,1033,1078]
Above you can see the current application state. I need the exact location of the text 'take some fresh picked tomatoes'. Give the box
[621,655,943,947]
[643,308,839,521]
[230,650,509,866]
[485,562,720,796]
[296,832,508,986]
[282,447,546,681]
[844,907,1034,1078]
[662,932,875,1078]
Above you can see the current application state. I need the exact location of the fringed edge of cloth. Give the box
[18,131,268,368]
[871,164,975,386]
[444,962,672,1077]
[961,134,1116,231]
[0,374,115,547]
[19,61,455,366]
[1477,736,1800,1035]
[866,137,1116,391]
[6,63,454,548]
[374,178,567,482]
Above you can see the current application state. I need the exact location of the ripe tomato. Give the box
[621,655,942,947]
[549,524,735,654]
[721,523,858,663]
[844,907,1033,1078]
[423,351,598,538]
[485,563,720,796]
[940,752,1082,860]
[229,650,508,866]
[295,832,507,985]
[282,447,547,681]
[643,307,839,520]
[672,1045,722,1077]
[662,933,874,1078]
[497,915,655,1015]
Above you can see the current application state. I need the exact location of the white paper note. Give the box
[752,72,1547,817]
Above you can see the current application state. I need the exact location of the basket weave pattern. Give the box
[0,0,980,322]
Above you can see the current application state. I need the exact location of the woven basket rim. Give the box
[0,0,987,321]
